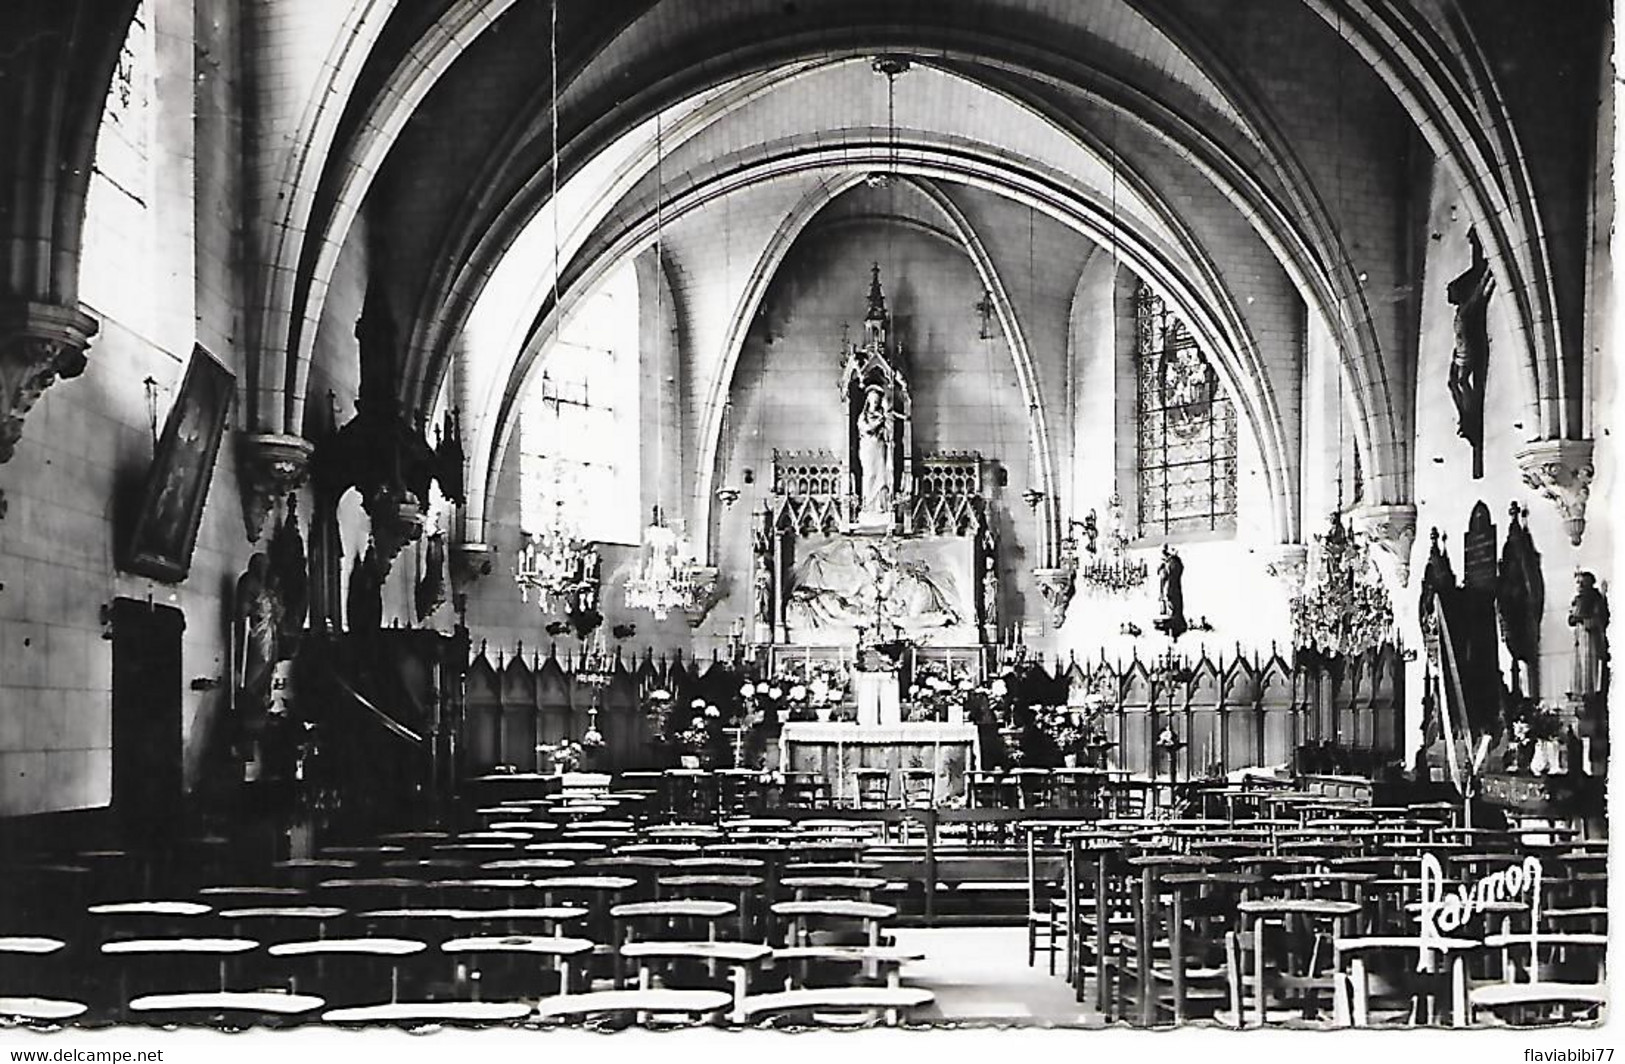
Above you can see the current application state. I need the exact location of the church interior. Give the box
[0,0,1614,1035]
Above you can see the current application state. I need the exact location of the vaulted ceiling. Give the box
[10,0,1600,549]
[261,0,1597,554]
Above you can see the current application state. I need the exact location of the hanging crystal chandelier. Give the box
[1289,509,1394,659]
[1075,493,1149,594]
[625,505,703,620]
[514,496,596,610]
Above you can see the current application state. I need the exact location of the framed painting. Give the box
[123,343,235,583]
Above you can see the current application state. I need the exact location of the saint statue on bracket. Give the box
[856,384,900,515]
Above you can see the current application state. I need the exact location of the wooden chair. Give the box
[86,900,213,942]
[779,772,831,810]
[1226,898,1360,1027]
[1485,931,1607,990]
[737,986,935,1028]
[901,769,935,809]
[1010,768,1053,809]
[1065,838,1136,1015]
[1023,824,1066,975]
[0,996,89,1025]
[610,899,738,980]
[531,987,732,1028]
[770,900,895,971]
[0,937,74,1011]
[1470,981,1607,1026]
[965,771,1012,809]
[779,876,884,905]
[1156,870,1261,1024]
[1121,854,1220,1025]
[267,937,428,1006]
[531,875,635,972]
[1332,935,1480,1027]
[854,769,891,810]
[101,937,260,1016]
[126,991,324,1026]
[322,1000,532,1025]
[439,935,593,999]
[217,906,347,947]
[770,945,923,995]
[620,941,770,1021]
[657,875,764,941]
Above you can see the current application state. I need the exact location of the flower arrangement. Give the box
[749,660,852,722]
[1507,698,1563,746]
[1504,696,1567,775]
[540,739,584,773]
[908,663,970,721]
[677,717,714,754]
[906,660,983,722]
[1034,704,1084,754]
[668,697,730,766]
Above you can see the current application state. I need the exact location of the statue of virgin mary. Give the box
[856,384,894,514]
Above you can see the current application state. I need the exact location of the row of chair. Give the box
[1022,790,1605,1029]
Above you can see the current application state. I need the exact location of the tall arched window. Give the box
[80,0,155,335]
[518,261,640,544]
[1134,281,1237,539]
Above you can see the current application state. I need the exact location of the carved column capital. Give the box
[237,432,313,542]
[0,301,98,464]
[1516,439,1594,546]
[365,485,424,571]
[1349,502,1418,585]
[1033,566,1077,629]
[684,567,723,629]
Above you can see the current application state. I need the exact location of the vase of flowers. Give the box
[1507,697,1564,775]
[541,739,584,774]
[678,713,717,769]
[1034,703,1082,764]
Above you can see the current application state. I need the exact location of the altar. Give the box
[779,722,979,806]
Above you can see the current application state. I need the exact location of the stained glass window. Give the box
[519,262,640,544]
[1134,281,1237,539]
[80,1,155,332]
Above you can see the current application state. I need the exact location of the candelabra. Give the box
[574,631,616,749]
[1289,510,1394,660]
[514,521,598,612]
[1148,649,1191,794]
[624,506,707,620]
[1075,493,1148,594]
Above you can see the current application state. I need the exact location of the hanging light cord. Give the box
[1337,369,1345,512]
[550,0,560,331]
[886,64,898,273]
[654,110,665,528]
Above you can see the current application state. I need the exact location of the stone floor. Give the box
[890,926,1099,1027]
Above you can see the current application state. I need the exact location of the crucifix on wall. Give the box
[1447,228,1494,479]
